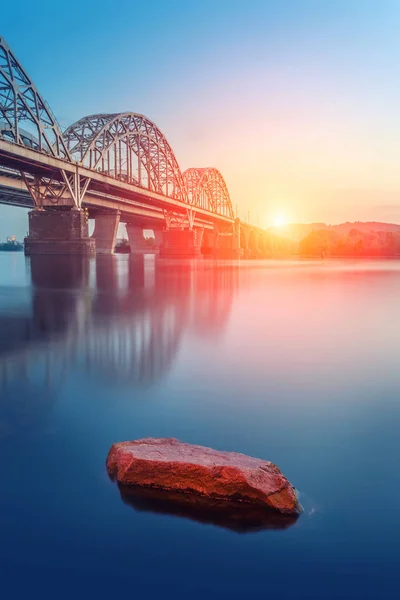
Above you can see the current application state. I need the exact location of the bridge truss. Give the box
[183,167,234,219]
[0,36,69,159]
[64,113,188,202]
[0,36,235,225]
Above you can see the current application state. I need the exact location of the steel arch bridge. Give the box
[63,113,188,202]
[183,167,234,219]
[0,35,236,222]
[0,36,69,160]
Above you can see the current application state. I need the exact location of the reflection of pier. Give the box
[78,305,183,386]
[0,257,238,396]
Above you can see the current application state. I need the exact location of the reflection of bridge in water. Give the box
[0,257,238,395]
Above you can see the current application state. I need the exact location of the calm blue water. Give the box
[0,253,399,599]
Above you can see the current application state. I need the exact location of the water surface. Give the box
[0,254,399,599]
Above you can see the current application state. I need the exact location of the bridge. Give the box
[0,36,270,258]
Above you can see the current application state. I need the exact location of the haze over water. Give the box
[0,254,399,598]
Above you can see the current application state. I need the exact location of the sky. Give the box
[3,0,400,238]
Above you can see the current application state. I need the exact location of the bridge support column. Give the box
[92,210,120,254]
[212,220,242,258]
[160,228,203,258]
[126,225,149,254]
[24,209,95,256]
[241,226,251,258]
[214,233,241,258]
[153,230,164,253]
[201,229,218,256]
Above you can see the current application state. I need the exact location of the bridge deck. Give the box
[0,140,235,228]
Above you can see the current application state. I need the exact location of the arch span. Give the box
[0,36,238,222]
[0,37,70,159]
[183,167,234,219]
[63,112,187,202]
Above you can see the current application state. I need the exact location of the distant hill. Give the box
[270,222,400,257]
[268,221,400,242]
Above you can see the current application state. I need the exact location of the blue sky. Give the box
[3,0,400,237]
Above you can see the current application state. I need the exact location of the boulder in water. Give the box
[106,438,301,515]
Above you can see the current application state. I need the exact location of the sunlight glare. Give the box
[272,214,287,228]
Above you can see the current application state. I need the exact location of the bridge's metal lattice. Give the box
[0,37,70,159]
[0,36,236,220]
[63,113,188,202]
[183,167,234,219]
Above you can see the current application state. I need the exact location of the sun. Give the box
[272,214,287,228]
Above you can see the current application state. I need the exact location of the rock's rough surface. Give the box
[106,438,301,515]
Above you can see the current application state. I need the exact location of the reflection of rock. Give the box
[107,438,302,515]
[118,485,299,534]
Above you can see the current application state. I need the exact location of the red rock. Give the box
[106,438,301,515]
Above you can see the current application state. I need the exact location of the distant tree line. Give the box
[299,228,400,257]
[115,236,156,253]
[0,239,23,252]
[114,229,400,257]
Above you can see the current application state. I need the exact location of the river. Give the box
[0,253,399,598]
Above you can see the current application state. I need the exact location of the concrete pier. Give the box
[201,229,217,256]
[126,225,149,254]
[24,209,95,256]
[160,228,203,258]
[153,229,164,253]
[214,231,241,259]
[92,210,120,254]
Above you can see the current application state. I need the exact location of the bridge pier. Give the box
[153,230,164,253]
[160,228,203,258]
[24,209,95,256]
[92,210,120,254]
[126,225,150,254]
[201,229,217,256]
[214,234,242,258]
[240,226,251,258]
[211,219,242,258]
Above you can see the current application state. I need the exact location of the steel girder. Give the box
[0,37,70,160]
[0,36,236,221]
[183,167,234,219]
[63,113,188,203]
